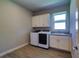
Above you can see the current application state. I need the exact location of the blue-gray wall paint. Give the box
[70,0,77,47]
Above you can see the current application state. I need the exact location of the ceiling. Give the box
[13,0,70,12]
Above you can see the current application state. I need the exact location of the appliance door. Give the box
[30,32,38,46]
[38,33,49,48]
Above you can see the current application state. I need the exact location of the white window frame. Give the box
[76,10,78,30]
[52,11,68,33]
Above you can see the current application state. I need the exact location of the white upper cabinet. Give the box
[32,16,40,27]
[32,14,50,27]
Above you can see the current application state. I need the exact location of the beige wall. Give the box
[0,0,32,53]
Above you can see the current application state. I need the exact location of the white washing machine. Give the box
[30,32,38,46]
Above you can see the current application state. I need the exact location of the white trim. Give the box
[53,11,66,15]
[0,43,28,57]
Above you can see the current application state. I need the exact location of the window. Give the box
[54,22,66,29]
[52,11,67,32]
[76,10,78,30]
[54,14,66,21]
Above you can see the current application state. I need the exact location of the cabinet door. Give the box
[56,36,71,51]
[66,37,72,51]
[42,14,49,27]
[39,15,43,27]
[30,33,38,46]
[32,16,40,27]
[50,35,71,51]
[50,36,59,48]
[58,36,68,50]
[39,14,49,27]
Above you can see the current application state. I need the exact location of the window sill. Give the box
[51,33,70,36]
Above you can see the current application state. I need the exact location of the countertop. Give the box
[51,33,70,36]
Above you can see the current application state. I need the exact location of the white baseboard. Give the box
[0,43,28,57]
